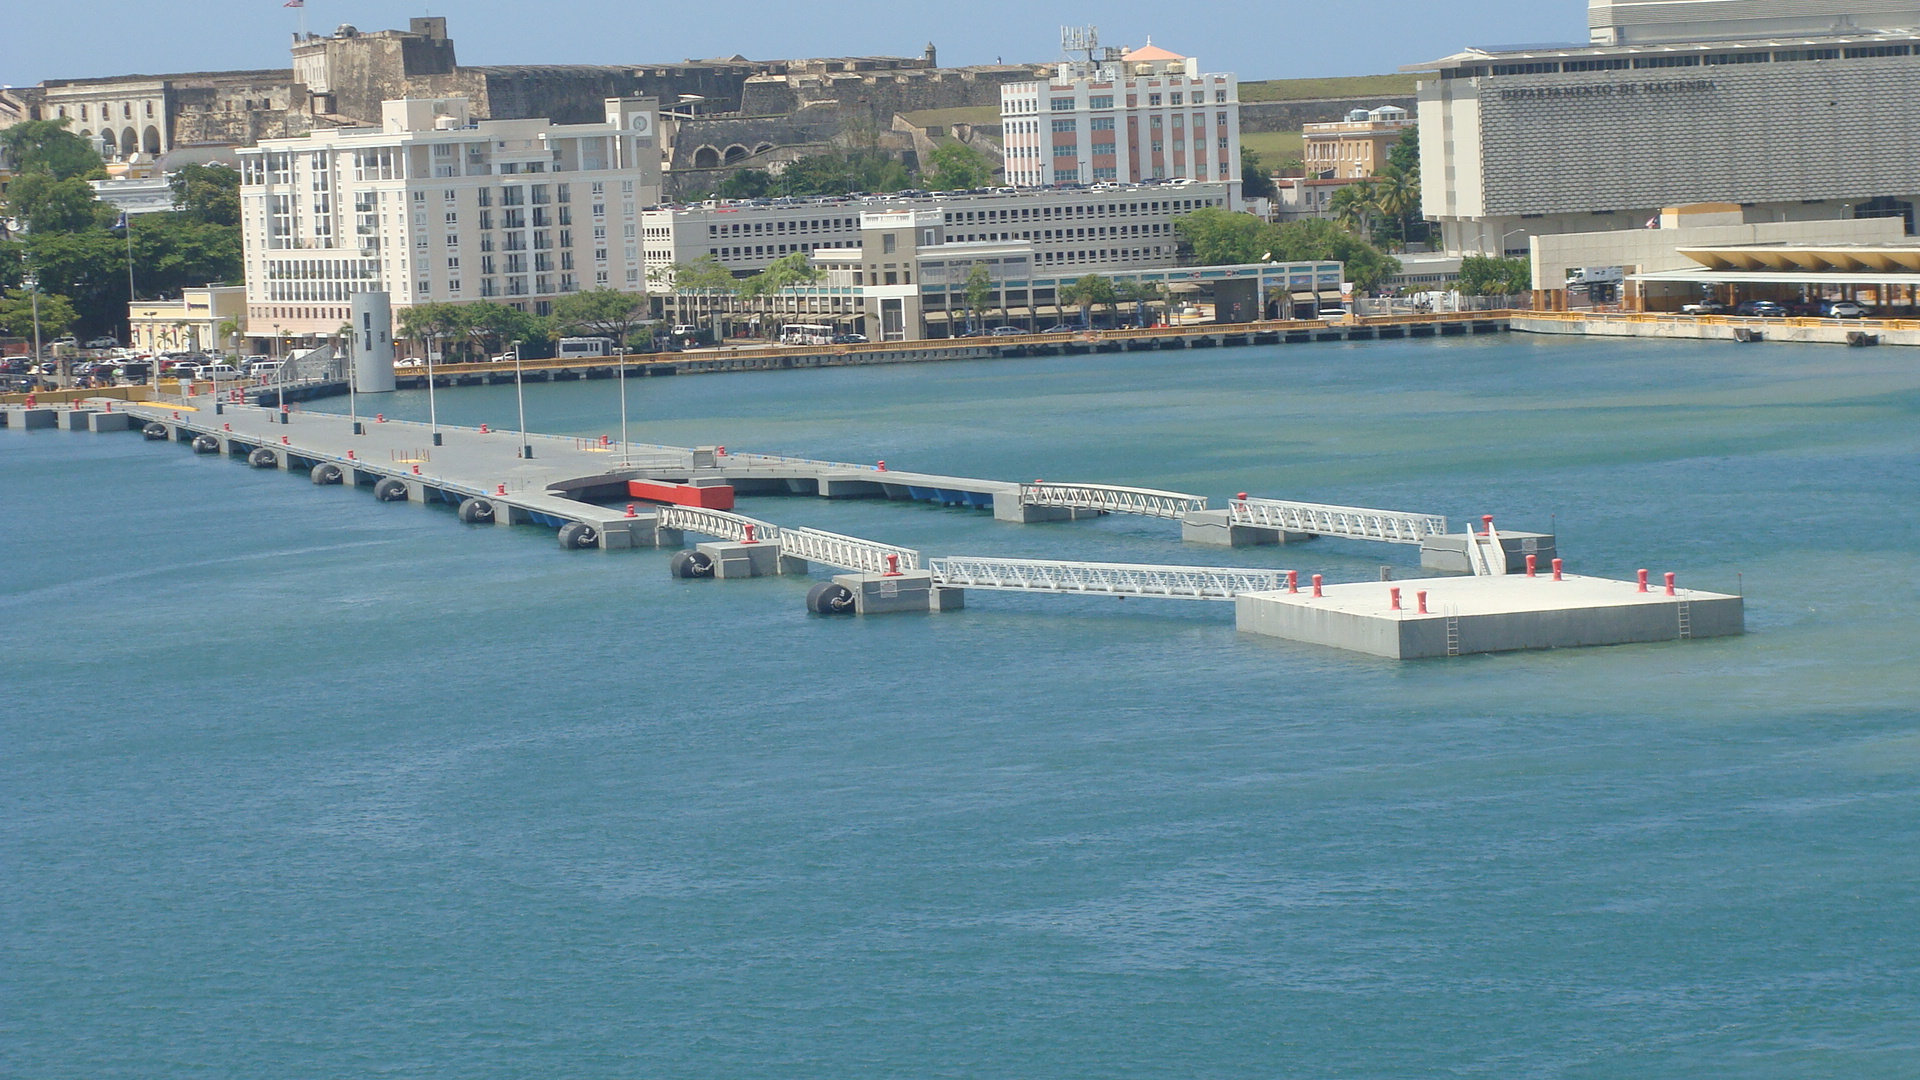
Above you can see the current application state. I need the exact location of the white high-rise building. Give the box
[1000,39,1240,203]
[238,96,661,341]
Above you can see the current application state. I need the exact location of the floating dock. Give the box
[8,392,1743,661]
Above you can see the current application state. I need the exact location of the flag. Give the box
[284,0,304,7]
[114,212,128,230]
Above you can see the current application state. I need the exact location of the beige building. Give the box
[237,96,662,342]
[1302,106,1411,179]
[128,285,249,354]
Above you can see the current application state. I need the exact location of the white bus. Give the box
[778,324,835,346]
[556,336,615,358]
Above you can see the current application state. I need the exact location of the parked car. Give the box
[246,360,282,379]
[1040,323,1081,334]
[1734,300,1787,318]
[170,363,204,380]
[831,333,869,344]
[1680,300,1729,315]
[987,326,1026,337]
[198,364,239,380]
[490,349,519,363]
[1316,307,1352,321]
[83,337,120,349]
[1826,300,1871,319]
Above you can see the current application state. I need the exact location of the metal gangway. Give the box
[655,505,783,544]
[1019,482,1209,520]
[781,527,921,575]
[1229,497,1448,545]
[928,556,1287,601]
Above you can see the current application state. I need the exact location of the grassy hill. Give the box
[1241,131,1306,172]
[1240,74,1420,102]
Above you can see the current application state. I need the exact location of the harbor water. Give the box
[4,334,1918,1077]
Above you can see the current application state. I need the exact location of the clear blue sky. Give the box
[4,1,1584,88]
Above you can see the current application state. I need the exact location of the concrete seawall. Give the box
[1514,312,1918,347]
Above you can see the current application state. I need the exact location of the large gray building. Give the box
[1413,0,1920,254]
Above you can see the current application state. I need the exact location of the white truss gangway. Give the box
[781,527,922,575]
[1229,497,1448,545]
[928,556,1288,601]
[655,505,783,544]
[1020,482,1209,520]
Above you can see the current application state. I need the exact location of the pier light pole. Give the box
[617,334,629,466]
[512,338,532,459]
[425,331,442,446]
[272,324,284,415]
[22,272,42,389]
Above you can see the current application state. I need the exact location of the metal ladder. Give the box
[1446,617,1462,656]
[1677,602,1692,640]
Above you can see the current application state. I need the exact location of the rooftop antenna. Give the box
[1061,25,1100,64]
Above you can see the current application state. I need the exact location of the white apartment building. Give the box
[238,96,661,340]
[643,180,1235,281]
[999,42,1241,199]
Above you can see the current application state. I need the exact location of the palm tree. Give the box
[1330,179,1379,238]
[1114,281,1166,328]
[216,316,244,359]
[1371,167,1418,251]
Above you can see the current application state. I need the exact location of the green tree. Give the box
[3,172,105,234]
[1115,280,1166,327]
[551,287,652,348]
[169,163,242,227]
[737,251,823,298]
[397,301,473,360]
[1171,206,1271,266]
[1386,126,1420,177]
[0,287,79,339]
[1371,166,1419,251]
[653,255,740,337]
[0,119,103,181]
[1064,274,1116,327]
[1240,146,1276,201]
[714,169,774,199]
[923,143,994,191]
[216,315,244,356]
[1456,255,1531,296]
[961,263,993,333]
[1267,218,1402,293]
[1329,179,1379,236]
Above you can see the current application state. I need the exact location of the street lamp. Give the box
[21,271,42,388]
[512,338,532,459]
[425,331,442,446]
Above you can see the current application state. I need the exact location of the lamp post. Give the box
[271,324,284,416]
[425,331,442,446]
[22,271,43,389]
[617,331,630,466]
[512,338,532,459]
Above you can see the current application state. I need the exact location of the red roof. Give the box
[1124,41,1185,62]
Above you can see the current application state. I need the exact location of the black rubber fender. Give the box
[310,462,344,485]
[247,447,278,468]
[456,495,495,522]
[191,434,219,454]
[557,521,599,549]
[142,422,170,440]
[669,550,714,579]
[375,478,411,502]
[806,581,857,614]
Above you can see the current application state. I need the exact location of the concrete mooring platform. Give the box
[1236,573,1743,659]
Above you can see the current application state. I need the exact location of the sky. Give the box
[2,0,1585,88]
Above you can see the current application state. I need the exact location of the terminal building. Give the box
[1411,0,1920,255]
[237,96,662,342]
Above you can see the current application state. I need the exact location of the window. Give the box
[1562,57,1630,72]
[1215,90,1227,102]
[1088,95,1113,109]
[501,186,524,206]
[1090,117,1114,131]
[446,235,459,247]
[1216,112,1227,124]
[444,211,458,225]
[479,210,493,230]
[1053,145,1078,159]
[882,233,897,254]
[447,256,460,270]
[1491,62,1559,75]
[1148,93,1162,105]
[1170,92,1183,104]
[1051,118,1078,133]
[1092,141,1116,155]
[1051,98,1076,111]
[1631,55,1700,69]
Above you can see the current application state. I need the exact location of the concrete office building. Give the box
[1412,0,1920,255]
[643,180,1236,283]
[1000,41,1241,198]
[237,96,661,341]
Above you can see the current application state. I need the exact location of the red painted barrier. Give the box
[627,478,735,510]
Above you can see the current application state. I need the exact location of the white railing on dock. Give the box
[781,527,921,574]
[1229,498,1447,545]
[1019,482,1208,520]
[928,556,1285,600]
[654,505,782,543]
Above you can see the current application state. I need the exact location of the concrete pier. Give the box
[1235,574,1742,659]
[1420,531,1556,574]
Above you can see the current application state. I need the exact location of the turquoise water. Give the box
[4,335,1917,1077]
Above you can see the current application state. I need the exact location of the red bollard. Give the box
[480,423,490,433]
[716,446,726,457]
[1552,558,1564,581]
[281,405,289,415]
[346,449,355,460]
[1390,586,1402,610]
[412,464,421,475]
[1637,569,1650,593]
[376,413,385,423]
[601,434,610,446]
[1311,574,1324,598]
[24,394,36,408]
[884,554,902,577]
[1665,572,1677,596]
[877,460,888,472]
[173,411,181,420]
[223,422,231,431]
[1237,492,1249,501]
[496,483,507,495]
[1482,514,1495,535]
[280,435,289,445]
[1526,554,1538,577]
[1417,590,1429,614]
[1286,570,1299,594]
[743,523,758,545]
[625,503,637,518]
[104,400,112,413]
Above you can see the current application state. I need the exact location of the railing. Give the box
[1517,309,1920,333]
[1229,498,1448,545]
[654,505,782,543]
[928,556,1287,600]
[1020,482,1208,519]
[780,527,921,574]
